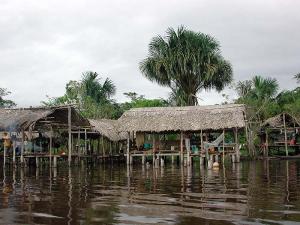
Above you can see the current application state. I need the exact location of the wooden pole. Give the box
[180,131,183,165]
[84,128,87,156]
[126,132,130,165]
[152,133,156,165]
[235,127,240,162]
[49,125,53,167]
[3,145,6,167]
[77,129,81,159]
[68,106,72,166]
[21,130,25,166]
[12,140,16,166]
[245,121,250,157]
[283,113,288,156]
[222,129,225,164]
[266,130,269,158]
[102,136,105,157]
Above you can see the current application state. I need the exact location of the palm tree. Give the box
[250,76,279,101]
[140,26,233,106]
[236,80,253,98]
[81,71,116,104]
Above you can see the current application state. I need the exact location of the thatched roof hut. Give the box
[118,104,246,133]
[89,119,127,142]
[262,113,300,128]
[0,106,90,132]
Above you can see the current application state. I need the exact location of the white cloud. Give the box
[0,0,299,107]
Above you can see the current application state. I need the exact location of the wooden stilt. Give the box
[68,106,72,166]
[12,140,16,166]
[84,128,87,156]
[21,130,25,166]
[222,129,225,164]
[126,132,130,165]
[180,131,184,165]
[266,130,269,157]
[3,146,6,167]
[234,127,240,162]
[77,128,81,161]
[283,113,288,156]
[152,134,156,165]
[49,125,53,167]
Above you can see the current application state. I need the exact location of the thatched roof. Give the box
[89,119,127,142]
[0,106,90,132]
[118,104,246,133]
[262,113,300,128]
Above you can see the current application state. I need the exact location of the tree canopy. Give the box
[140,26,233,106]
[0,87,16,108]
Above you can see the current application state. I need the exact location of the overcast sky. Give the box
[1,0,299,107]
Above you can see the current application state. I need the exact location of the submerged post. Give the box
[283,113,288,156]
[68,106,72,166]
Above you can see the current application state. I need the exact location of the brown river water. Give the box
[0,159,300,225]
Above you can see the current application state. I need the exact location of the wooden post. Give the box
[84,128,87,156]
[110,141,112,156]
[68,106,72,166]
[235,127,240,162]
[266,130,269,157]
[49,125,53,167]
[126,132,130,165]
[3,145,6,167]
[283,113,288,156]
[245,121,250,157]
[222,129,225,164]
[152,133,156,165]
[21,130,25,166]
[180,131,184,165]
[77,129,81,161]
[102,136,105,157]
[12,140,16,166]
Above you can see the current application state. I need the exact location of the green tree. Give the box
[140,26,233,106]
[0,87,16,108]
[235,75,279,121]
[42,71,118,119]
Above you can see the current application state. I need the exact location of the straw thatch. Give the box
[89,119,127,142]
[118,104,246,133]
[0,106,90,132]
[262,113,300,128]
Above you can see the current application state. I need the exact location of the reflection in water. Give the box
[0,160,300,224]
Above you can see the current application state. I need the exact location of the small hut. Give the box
[88,119,127,157]
[118,104,246,165]
[0,105,90,166]
[260,113,300,156]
